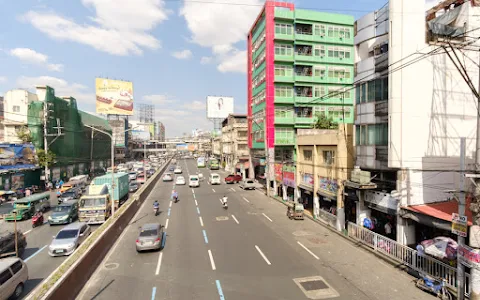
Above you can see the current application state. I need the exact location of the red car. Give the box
[224,174,242,184]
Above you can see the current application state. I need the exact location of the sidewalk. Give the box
[248,188,435,300]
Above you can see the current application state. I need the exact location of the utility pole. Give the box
[457,137,466,300]
[264,109,270,197]
[43,102,50,183]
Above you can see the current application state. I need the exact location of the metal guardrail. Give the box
[347,222,470,298]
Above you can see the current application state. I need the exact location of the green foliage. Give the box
[313,113,338,129]
[16,126,32,143]
[37,149,56,168]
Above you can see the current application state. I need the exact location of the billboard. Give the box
[206,96,234,119]
[95,78,134,115]
[131,130,150,141]
[188,144,196,152]
[176,144,188,151]
[109,119,127,147]
[149,124,155,139]
[0,144,37,170]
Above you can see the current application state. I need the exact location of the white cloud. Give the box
[16,76,95,107]
[22,0,168,56]
[0,76,7,83]
[182,100,205,110]
[171,49,193,60]
[180,0,262,73]
[10,48,64,72]
[142,94,174,105]
[200,56,212,64]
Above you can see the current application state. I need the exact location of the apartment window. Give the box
[275,127,295,141]
[375,77,389,101]
[361,83,366,103]
[328,67,351,79]
[275,44,293,56]
[314,106,326,117]
[295,107,313,118]
[323,150,335,165]
[237,131,248,138]
[327,87,350,99]
[275,85,293,97]
[12,105,20,112]
[275,65,293,76]
[328,26,351,39]
[314,86,326,98]
[275,107,293,118]
[275,23,293,35]
[339,27,351,39]
[314,45,325,57]
[238,144,248,150]
[303,150,313,161]
[314,66,326,77]
[367,80,375,102]
[356,124,388,146]
[314,24,326,36]
[253,90,266,105]
[327,46,351,59]
[328,106,351,120]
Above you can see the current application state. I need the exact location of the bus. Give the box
[197,157,206,168]
[208,158,219,170]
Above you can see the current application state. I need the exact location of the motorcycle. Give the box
[222,198,228,210]
[32,213,44,228]
[154,206,159,216]
[415,273,452,300]
[174,195,179,203]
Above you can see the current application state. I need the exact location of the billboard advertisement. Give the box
[0,144,37,170]
[95,78,134,115]
[206,96,234,119]
[109,119,127,147]
[149,124,155,139]
[131,130,150,141]
[176,144,188,151]
[187,144,196,152]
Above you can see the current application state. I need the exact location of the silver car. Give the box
[136,223,165,252]
[239,179,256,190]
[48,222,91,257]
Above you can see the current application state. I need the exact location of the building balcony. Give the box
[274,96,294,104]
[274,136,295,146]
[274,9,294,20]
[275,74,294,83]
[375,146,388,162]
[274,116,295,125]
[294,54,322,63]
[294,117,315,128]
[275,33,294,41]
[375,53,388,73]
[356,145,388,169]
[375,101,388,117]
[275,53,294,62]
[295,96,314,104]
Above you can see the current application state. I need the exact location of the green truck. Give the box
[90,172,129,208]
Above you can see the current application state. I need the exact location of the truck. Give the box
[78,184,111,224]
[90,172,129,208]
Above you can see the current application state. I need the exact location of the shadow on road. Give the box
[90,279,115,300]
[22,247,41,259]
[22,278,44,299]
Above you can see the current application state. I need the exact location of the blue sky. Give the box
[0,0,434,137]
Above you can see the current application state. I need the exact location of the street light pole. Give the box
[13,211,18,257]
[144,143,147,183]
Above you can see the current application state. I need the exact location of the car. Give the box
[148,168,156,176]
[239,179,256,190]
[0,231,27,257]
[174,168,182,174]
[136,167,144,175]
[198,173,204,181]
[208,173,221,185]
[58,188,80,204]
[128,172,137,181]
[189,175,200,187]
[48,222,91,257]
[129,181,139,192]
[175,176,186,185]
[169,166,175,172]
[136,223,165,252]
[48,200,79,225]
[163,173,173,182]
[225,174,242,184]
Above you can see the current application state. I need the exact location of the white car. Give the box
[174,168,182,174]
[176,176,186,185]
[208,173,221,185]
[163,173,173,182]
[189,175,200,187]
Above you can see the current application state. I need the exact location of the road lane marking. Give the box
[168,208,171,216]
[24,229,32,235]
[155,252,163,275]
[151,287,157,300]
[231,214,239,224]
[215,280,225,299]
[208,249,216,270]
[219,198,223,204]
[202,230,209,244]
[195,199,198,206]
[197,207,201,214]
[212,188,216,193]
[199,216,204,227]
[297,241,320,260]
[230,188,236,192]
[255,245,271,265]
[165,219,169,229]
[169,201,172,207]
[24,245,47,262]
[242,197,250,203]
[192,188,195,194]
[262,213,273,222]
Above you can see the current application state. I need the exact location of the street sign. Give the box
[452,213,468,237]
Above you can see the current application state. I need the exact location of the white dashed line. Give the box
[208,250,216,270]
[155,252,163,275]
[165,219,169,229]
[212,188,216,193]
[242,197,250,203]
[231,214,239,224]
[297,241,320,260]
[169,201,172,207]
[24,229,32,235]
[255,245,271,265]
[195,199,198,206]
[191,189,195,194]
[230,188,236,192]
[262,213,273,222]
[199,216,204,227]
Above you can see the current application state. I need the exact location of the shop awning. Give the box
[401,197,473,226]
[298,184,313,192]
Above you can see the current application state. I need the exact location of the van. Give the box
[208,173,221,185]
[0,257,28,299]
[189,175,200,188]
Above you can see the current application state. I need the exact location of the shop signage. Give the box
[451,213,468,237]
[11,173,25,191]
[318,177,338,195]
[0,143,37,170]
[458,244,480,269]
[274,164,282,182]
[282,165,295,188]
[302,173,314,186]
[259,159,266,166]
[365,191,398,211]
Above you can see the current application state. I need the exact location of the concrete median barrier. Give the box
[25,158,172,300]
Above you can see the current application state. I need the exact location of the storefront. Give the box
[235,159,250,180]
[344,187,359,228]
[282,164,296,202]
[363,191,398,240]
[298,172,314,211]
[317,176,339,215]
[252,150,266,185]
[274,163,283,198]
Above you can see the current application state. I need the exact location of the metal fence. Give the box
[347,222,470,298]
[318,209,337,228]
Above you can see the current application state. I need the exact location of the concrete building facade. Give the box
[221,114,249,176]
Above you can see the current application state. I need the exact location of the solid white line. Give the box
[242,197,250,203]
[169,201,172,207]
[165,218,169,229]
[208,249,216,270]
[212,188,216,193]
[297,241,320,260]
[155,252,163,275]
[262,213,273,222]
[255,245,271,265]
[195,199,198,206]
[192,188,195,194]
[231,214,239,224]
[199,216,204,227]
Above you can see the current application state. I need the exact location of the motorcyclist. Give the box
[222,195,228,207]
[172,190,178,200]
[153,200,160,210]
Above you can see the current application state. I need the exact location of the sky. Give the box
[0,0,440,137]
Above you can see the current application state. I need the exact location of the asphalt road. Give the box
[78,159,435,300]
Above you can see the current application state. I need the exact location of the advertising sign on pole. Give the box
[452,213,468,237]
[206,96,234,119]
[95,78,134,115]
[108,119,126,147]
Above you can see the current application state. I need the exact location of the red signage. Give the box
[274,164,282,182]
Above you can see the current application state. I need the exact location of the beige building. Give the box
[212,136,222,158]
[221,114,249,176]
[294,125,354,231]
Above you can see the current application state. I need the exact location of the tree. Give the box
[16,126,32,143]
[313,113,338,129]
[37,149,56,168]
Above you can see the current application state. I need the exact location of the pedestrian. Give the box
[25,189,31,197]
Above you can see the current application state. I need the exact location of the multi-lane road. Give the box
[78,158,435,300]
